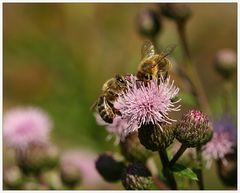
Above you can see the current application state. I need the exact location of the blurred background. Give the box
[3,3,237,190]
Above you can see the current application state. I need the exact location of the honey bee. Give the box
[93,74,128,124]
[137,40,176,84]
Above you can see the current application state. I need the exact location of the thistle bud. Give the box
[121,163,153,190]
[95,152,125,182]
[60,164,81,188]
[16,144,46,174]
[22,181,39,190]
[216,150,237,187]
[41,170,64,190]
[43,144,60,170]
[214,49,237,79]
[160,3,192,23]
[175,110,213,147]
[138,123,175,151]
[17,143,59,174]
[120,132,152,163]
[21,175,40,190]
[136,9,162,38]
[3,166,23,189]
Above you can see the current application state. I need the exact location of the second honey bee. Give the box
[94,74,128,124]
[137,40,176,84]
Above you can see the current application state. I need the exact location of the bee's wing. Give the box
[159,44,177,59]
[141,40,155,59]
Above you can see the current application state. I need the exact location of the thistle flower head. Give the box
[201,114,236,168]
[138,123,175,151]
[175,110,213,147]
[114,75,180,138]
[121,163,153,190]
[17,143,59,174]
[3,106,52,151]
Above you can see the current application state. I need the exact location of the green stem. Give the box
[196,147,204,190]
[169,144,187,168]
[158,149,177,190]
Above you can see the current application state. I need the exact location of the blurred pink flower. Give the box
[201,114,236,168]
[60,150,104,187]
[3,106,52,151]
[114,75,180,137]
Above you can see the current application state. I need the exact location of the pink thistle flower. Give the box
[201,114,236,168]
[114,75,181,137]
[60,150,104,187]
[3,106,52,151]
[94,113,137,143]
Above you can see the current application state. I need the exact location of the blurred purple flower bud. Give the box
[95,152,125,182]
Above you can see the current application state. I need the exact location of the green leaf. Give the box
[179,92,197,106]
[170,164,198,181]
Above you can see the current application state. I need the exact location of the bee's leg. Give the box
[157,71,162,85]
[163,71,168,81]
[113,108,122,116]
[157,74,160,85]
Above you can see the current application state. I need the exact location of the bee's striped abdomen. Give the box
[97,96,115,124]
